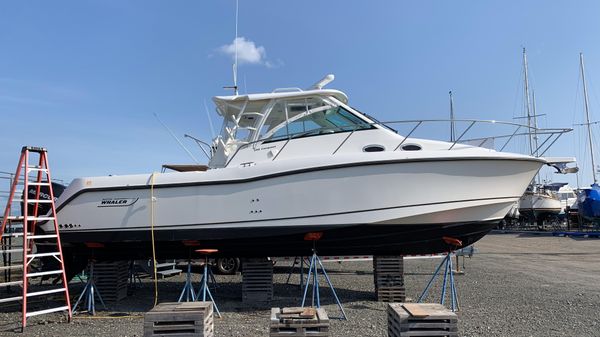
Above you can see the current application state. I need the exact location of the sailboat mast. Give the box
[531,90,540,155]
[532,90,540,184]
[580,53,597,183]
[523,48,535,157]
[449,91,455,142]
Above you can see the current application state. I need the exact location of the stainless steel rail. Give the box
[223,119,572,167]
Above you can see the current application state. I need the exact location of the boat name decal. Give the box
[98,197,139,207]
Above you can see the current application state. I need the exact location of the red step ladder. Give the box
[0,146,72,330]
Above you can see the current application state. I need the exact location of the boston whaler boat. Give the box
[39,75,572,273]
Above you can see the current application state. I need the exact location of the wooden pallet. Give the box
[375,276,405,289]
[388,303,458,337]
[374,256,405,302]
[242,258,273,303]
[374,256,404,271]
[144,302,214,337]
[270,307,329,337]
[374,256,404,282]
[91,260,129,303]
[376,288,406,303]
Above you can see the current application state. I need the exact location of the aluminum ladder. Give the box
[0,146,72,330]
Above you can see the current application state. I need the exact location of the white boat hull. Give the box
[518,192,562,218]
[42,154,543,260]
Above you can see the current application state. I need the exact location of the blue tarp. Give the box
[578,183,600,219]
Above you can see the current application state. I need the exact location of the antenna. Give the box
[449,91,455,142]
[204,99,216,139]
[234,0,238,95]
[153,113,201,164]
[223,0,239,95]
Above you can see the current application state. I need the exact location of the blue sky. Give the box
[2,1,600,196]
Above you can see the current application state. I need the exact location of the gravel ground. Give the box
[1,233,599,336]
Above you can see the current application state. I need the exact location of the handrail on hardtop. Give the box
[222,118,572,167]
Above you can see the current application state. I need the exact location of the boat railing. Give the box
[272,87,304,93]
[224,119,572,167]
[380,119,572,155]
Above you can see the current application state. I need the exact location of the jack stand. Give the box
[73,258,107,315]
[300,234,347,320]
[128,260,143,295]
[417,236,463,312]
[285,256,307,291]
[300,257,304,290]
[453,255,465,275]
[285,257,299,284]
[195,249,221,318]
[178,259,196,302]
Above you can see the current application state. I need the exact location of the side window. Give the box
[287,118,322,135]
[257,102,287,141]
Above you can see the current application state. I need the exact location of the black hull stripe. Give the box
[57,221,499,261]
[58,195,517,232]
[56,156,542,212]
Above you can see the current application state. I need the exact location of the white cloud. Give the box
[219,37,266,65]
[265,59,284,69]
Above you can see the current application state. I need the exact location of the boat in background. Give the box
[575,53,600,221]
[516,48,563,222]
[518,185,562,219]
[578,184,600,219]
[546,183,578,214]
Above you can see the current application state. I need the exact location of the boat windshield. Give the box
[258,97,374,142]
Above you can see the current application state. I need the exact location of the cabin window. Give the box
[258,98,374,142]
[363,145,385,152]
[401,144,422,151]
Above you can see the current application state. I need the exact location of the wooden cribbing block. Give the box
[374,256,405,302]
[242,258,273,304]
[401,303,430,318]
[144,302,214,337]
[92,260,129,303]
[270,307,329,337]
[388,303,458,337]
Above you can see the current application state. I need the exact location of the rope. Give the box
[150,172,158,307]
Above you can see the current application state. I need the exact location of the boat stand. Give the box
[417,237,463,312]
[178,259,196,302]
[300,234,347,320]
[128,260,143,295]
[73,258,107,315]
[195,249,221,318]
[285,256,308,290]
